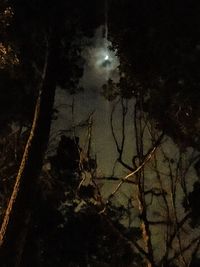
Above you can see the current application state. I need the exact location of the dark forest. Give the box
[0,0,200,266]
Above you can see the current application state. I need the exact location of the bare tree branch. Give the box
[167,235,200,265]
[107,132,164,201]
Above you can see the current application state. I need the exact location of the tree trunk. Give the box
[0,37,58,267]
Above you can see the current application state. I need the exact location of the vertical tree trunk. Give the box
[0,37,58,267]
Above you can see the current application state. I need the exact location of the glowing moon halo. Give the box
[81,32,120,85]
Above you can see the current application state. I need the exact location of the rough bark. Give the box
[0,37,58,267]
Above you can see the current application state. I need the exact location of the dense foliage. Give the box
[109,0,200,150]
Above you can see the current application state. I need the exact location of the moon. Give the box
[104,54,109,60]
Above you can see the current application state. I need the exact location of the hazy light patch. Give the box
[80,26,120,90]
[104,54,109,60]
